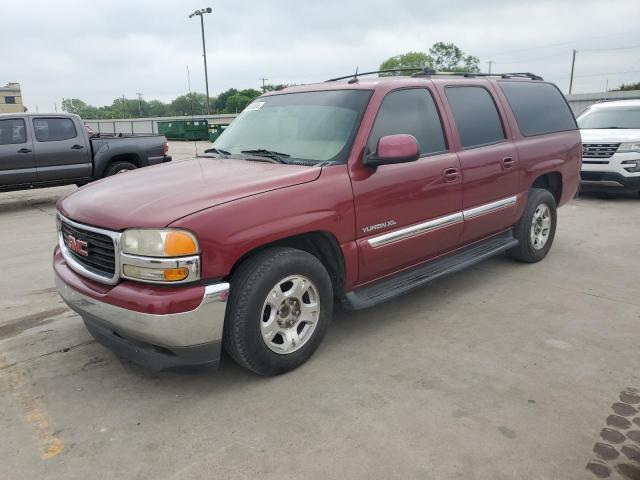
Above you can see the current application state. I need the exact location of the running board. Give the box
[343,231,518,310]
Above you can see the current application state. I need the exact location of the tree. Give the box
[379,43,480,76]
[428,42,479,72]
[379,51,433,76]
[171,92,208,116]
[612,81,640,92]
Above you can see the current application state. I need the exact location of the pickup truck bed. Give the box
[0,112,171,192]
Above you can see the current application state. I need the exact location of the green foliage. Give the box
[612,81,640,92]
[379,52,432,76]
[63,88,264,119]
[378,43,480,77]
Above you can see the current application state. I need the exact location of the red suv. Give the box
[54,71,581,375]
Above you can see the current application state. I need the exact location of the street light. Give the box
[188,7,213,115]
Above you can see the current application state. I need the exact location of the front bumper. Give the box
[55,253,229,371]
[580,172,640,193]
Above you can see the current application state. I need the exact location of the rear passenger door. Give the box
[440,84,519,243]
[0,117,37,188]
[32,117,91,182]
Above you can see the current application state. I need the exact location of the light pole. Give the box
[189,7,212,115]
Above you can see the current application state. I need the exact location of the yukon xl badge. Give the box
[362,220,397,234]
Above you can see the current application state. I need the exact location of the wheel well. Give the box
[532,172,562,204]
[228,232,345,298]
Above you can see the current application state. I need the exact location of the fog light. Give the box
[163,267,190,281]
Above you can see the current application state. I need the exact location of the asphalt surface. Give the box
[1,142,639,479]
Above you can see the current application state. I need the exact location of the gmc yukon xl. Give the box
[54,71,581,376]
[0,113,171,192]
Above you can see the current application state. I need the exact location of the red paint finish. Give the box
[376,134,419,160]
[56,75,581,304]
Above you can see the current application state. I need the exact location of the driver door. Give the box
[350,87,463,284]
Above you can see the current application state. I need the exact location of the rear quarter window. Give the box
[498,81,577,136]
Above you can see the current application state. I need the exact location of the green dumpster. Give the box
[157,119,209,141]
[208,124,228,142]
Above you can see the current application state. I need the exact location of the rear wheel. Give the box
[223,247,333,376]
[508,188,557,263]
[104,161,137,177]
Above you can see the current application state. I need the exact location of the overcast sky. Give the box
[3,0,640,112]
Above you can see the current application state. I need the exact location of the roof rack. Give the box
[325,68,543,82]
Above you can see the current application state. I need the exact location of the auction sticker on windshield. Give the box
[244,102,265,112]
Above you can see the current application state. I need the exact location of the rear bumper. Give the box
[54,252,229,371]
[580,172,640,192]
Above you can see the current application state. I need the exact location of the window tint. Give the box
[33,117,78,142]
[499,81,577,136]
[445,86,505,148]
[0,118,27,145]
[368,89,447,156]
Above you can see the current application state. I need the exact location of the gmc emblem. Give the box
[65,234,89,257]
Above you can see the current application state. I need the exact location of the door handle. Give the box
[443,167,459,182]
[501,157,515,169]
[71,144,84,150]
[17,148,32,154]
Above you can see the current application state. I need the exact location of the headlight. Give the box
[618,142,640,153]
[120,229,200,283]
[122,229,199,257]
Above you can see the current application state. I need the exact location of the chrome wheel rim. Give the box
[116,168,132,174]
[530,203,552,250]
[260,275,320,354]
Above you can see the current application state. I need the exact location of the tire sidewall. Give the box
[228,249,333,375]
[105,161,136,177]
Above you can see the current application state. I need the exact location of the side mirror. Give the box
[364,134,420,168]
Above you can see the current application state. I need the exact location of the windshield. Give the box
[213,90,372,164]
[577,106,640,129]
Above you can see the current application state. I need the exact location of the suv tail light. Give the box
[163,142,169,155]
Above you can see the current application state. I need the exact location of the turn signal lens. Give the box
[164,232,198,256]
[163,267,189,281]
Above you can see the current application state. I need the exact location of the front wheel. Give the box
[508,188,557,263]
[223,247,334,376]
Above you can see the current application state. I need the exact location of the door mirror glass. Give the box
[365,134,420,167]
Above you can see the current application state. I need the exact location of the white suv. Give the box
[578,99,640,196]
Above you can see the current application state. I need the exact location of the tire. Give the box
[508,188,557,263]
[104,161,137,177]
[223,247,334,376]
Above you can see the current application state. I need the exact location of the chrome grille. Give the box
[582,143,620,159]
[58,215,120,284]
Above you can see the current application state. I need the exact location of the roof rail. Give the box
[325,68,543,82]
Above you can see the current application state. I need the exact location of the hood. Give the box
[58,158,321,230]
[580,128,640,143]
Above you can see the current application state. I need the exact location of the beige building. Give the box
[0,82,25,113]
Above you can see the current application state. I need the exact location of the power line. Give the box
[476,29,640,57]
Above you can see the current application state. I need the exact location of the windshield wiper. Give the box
[241,149,290,163]
[204,147,231,155]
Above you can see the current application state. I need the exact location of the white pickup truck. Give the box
[578,99,640,196]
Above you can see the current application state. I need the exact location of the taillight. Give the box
[163,142,169,155]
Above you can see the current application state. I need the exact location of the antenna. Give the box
[187,64,198,156]
[348,67,359,84]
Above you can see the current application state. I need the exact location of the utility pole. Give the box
[487,61,493,74]
[259,77,269,93]
[569,49,577,94]
[136,93,143,117]
[122,95,126,119]
[189,8,213,115]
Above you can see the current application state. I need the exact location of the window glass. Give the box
[499,81,577,136]
[445,86,505,148]
[577,107,640,129]
[0,118,27,145]
[33,117,78,142]
[368,89,447,156]
[5,96,16,104]
[214,90,371,164]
